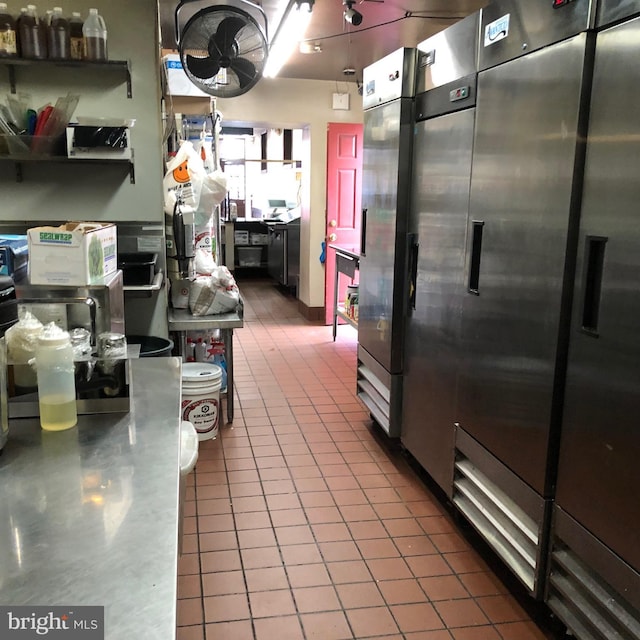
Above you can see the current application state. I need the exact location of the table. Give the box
[329,244,360,341]
[168,307,244,423]
[0,358,182,639]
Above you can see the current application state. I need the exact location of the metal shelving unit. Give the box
[0,58,134,181]
[2,153,135,183]
[0,58,132,98]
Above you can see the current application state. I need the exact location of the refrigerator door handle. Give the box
[408,234,419,314]
[468,220,484,295]
[360,208,368,256]
[581,235,608,336]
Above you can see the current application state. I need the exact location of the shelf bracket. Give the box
[128,161,135,184]
[126,60,132,98]
[8,64,16,94]
[14,161,22,182]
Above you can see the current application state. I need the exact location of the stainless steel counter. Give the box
[0,358,183,639]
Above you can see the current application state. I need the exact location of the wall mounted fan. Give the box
[174,0,269,98]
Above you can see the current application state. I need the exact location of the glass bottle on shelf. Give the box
[0,3,17,58]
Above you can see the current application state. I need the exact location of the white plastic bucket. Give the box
[181,362,223,440]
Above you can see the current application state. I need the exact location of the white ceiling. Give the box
[160,0,487,85]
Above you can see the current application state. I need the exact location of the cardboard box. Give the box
[28,222,118,286]
[250,233,269,245]
[163,54,210,97]
[234,230,249,245]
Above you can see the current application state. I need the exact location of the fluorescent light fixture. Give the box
[264,0,314,78]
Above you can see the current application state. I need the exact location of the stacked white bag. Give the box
[163,141,241,315]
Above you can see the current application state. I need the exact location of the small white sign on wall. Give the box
[484,13,510,47]
[332,93,350,110]
[163,54,209,97]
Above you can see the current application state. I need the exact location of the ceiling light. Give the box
[264,0,315,78]
[343,0,363,26]
[299,41,322,54]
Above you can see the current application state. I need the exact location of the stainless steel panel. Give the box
[454,427,548,597]
[357,345,402,437]
[0,360,182,638]
[552,507,640,613]
[455,427,546,521]
[401,108,475,495]
[596,0,640,28]
[415,74,477,121]
[457,34,592,496]
[16,269,125,340]
[363,48,417,109]
[555,17,640,575]
[416,11,479,93]
[479,0,595,71]
[267,227,285,285]
[287,219,300,292]
[358,98,413,374]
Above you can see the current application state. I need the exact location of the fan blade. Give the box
[186,54,220,79]
[213,17,246,55]
[229,57,256,89]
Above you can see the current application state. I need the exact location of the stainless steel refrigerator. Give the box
[357,48,416,437]
[546,3,640,636]
[451,0,596,598]
[401,12,480,496]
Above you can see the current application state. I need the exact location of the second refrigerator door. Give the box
[456,34,591,497]
[402,108,475,496]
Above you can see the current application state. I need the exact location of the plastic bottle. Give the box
[185,338,195,362]
[82,7,107,61]
[208,340,227,391]
[47,6,69,60]
[195,338,207,363]
[0,3,18,58]
[35,324,77,431]
[68,11,83,60]
[5,311,43,391]
[18,4,46,59]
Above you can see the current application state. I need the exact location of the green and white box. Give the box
[28,222,118,286]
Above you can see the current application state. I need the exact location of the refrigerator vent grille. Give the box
[356,362,391,434]
[452,455,539,593]
[547,546,640,640]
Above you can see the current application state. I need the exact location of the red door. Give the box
[324,122,363,325]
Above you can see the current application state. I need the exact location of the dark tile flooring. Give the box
[176,278,565,640]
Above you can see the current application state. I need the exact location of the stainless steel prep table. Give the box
[0,357,183,639]
[329,244,360,341]
[168,307,243,423]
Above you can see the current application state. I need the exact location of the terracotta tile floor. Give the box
[177,278,565,640]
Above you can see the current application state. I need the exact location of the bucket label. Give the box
[182,397,219,434]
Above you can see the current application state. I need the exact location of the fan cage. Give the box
[179,6,268,99]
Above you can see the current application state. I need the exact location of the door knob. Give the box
[329,220,337,227]
[328,233,337,242]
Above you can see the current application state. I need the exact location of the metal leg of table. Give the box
[332,260,340,341]
[176,331,187,360]
[222,328,234,423]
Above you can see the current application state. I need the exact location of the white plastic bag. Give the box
[163,141,205,215]
[196,170,228,222]
[189,267,240,316]
[193,247,216,276]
